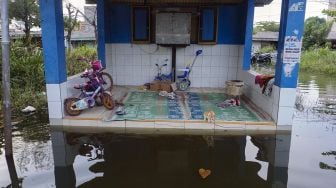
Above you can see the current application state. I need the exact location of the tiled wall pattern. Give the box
[105,44,243,88]
[238,69,275,117]
[61,44,295,126]
[238,68,296,126]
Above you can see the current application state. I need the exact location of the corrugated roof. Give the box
[253,31,279,42]
[327,22,336,40]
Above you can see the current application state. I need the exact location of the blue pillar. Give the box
[275,0,306,88]
[97,0,106,67]
[242,0,255,70]
[40,0,66,84]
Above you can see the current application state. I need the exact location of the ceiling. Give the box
[86,0,273,7]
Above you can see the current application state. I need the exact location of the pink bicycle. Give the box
[77,57,113,91]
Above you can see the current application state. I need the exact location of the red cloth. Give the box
[255,75,274,88]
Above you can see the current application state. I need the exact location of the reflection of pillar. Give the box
[274,0,307,127]
[268,134,291,187]
[51,131,77,188]
[40,0,67,120]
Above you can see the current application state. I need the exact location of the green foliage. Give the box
[0,41,46,113]
[9,41,45,90]
[64,16,80,34]
[253,21,280,34]
[0,41,97,113]
[300,48,336,75]
[303,17,330,50]
[257,46,275,53]
[66,45,97,76]
[322,9,336,21]
[9,0,40,43]
[64,3,80,51]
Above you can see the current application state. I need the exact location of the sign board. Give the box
[156,13,191,45]
[283,36,302,64]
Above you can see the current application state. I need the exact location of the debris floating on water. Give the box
[21,106,36,113]
[198,168,211,179]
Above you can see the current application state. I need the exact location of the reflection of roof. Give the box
[327,22,336,40]
[253,31,279,42]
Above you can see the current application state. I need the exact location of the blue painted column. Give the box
[97,0,106,67]
[40,0,66,84]
[40,0,67,120]
[274,0,306,127]
[242,0,255,70]
[275,0,306,88]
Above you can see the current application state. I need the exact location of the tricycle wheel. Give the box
[178,79,191,91]
[64,98,82,116]
[101,92,115,110]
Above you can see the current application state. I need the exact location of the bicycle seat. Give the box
[177,71,189,78]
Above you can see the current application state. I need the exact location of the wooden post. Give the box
[1,0,13,157]
[172,46,176,82]
[6,155,20,187]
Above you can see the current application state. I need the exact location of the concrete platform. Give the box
[50,86,278,133]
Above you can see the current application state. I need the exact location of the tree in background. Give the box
[64,3,79,51]
[9,0,40,45]
[64,3,98,43]
[253,21,280,34]
[302,17,330,50]
[75,5,98,42]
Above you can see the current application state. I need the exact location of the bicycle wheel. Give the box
[64,98,82,116]
[101,92,115,110]
[265,58,272,66]
[100,72,113,91]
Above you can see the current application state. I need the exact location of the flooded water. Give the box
[1,73,336,188]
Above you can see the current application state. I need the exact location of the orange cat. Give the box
[204,110,215,123]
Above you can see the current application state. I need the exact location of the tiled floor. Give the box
[109,91,260,122]
[59,86,276,132]
[64,86,263,122]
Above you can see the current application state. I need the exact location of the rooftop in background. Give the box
[253,31,279,42]
[85,0,274,6]
[327,22,336,40]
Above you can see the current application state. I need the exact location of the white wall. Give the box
[238,58,296,126]
[105,43,242,88]
[238,69,277,120]
[252,41,261,53]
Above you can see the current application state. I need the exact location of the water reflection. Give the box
[51,131,291,188]
[1,74,336,187]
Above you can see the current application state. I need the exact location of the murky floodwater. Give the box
[1,73,336,188]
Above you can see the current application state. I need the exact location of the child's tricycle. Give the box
[176,49,202,91]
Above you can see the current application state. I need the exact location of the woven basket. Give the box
[225,80,244,96]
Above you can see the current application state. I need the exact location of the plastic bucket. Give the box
[225,80,244,96]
